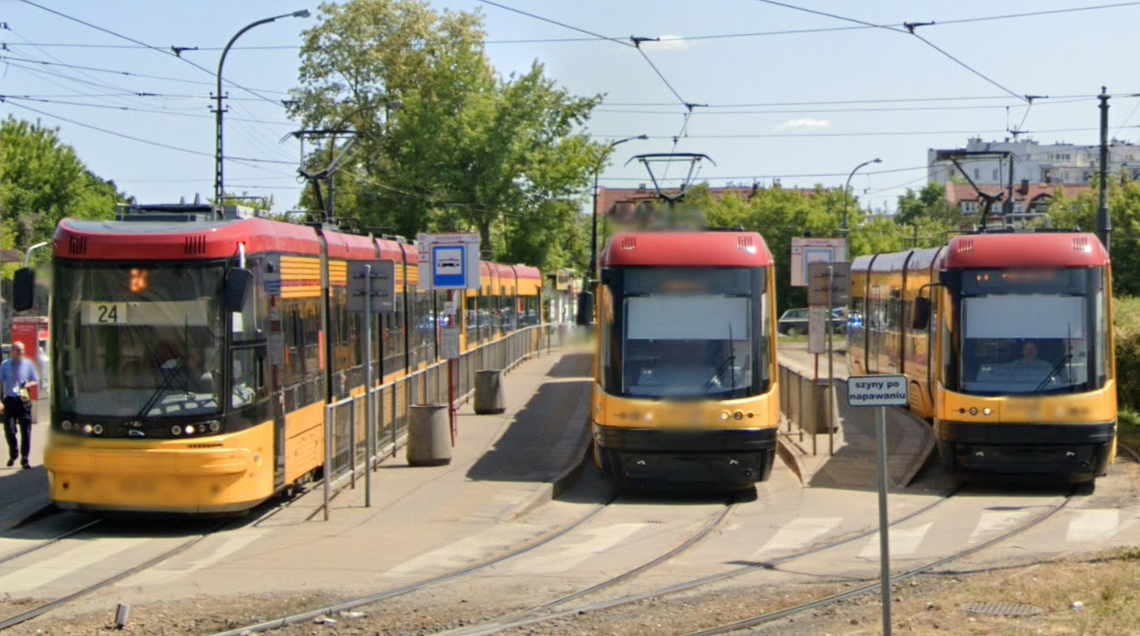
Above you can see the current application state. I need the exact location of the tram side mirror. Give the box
[13,268,35,312]
[223,268,254,313]
[912,296,931,330]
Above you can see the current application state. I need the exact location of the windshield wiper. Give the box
[704,354,736,394]
[1034,354,1073,392]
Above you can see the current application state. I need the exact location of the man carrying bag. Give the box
[1,342,39,469]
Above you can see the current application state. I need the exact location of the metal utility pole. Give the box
[214,10,310,204]
[1098,87,1112,252]
[841,158,881,235]
[579,134,647,326]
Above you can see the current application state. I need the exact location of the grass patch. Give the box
[808,552,1140,635]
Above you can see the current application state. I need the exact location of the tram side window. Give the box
[383,294,407,375]
[414,290,435,364]
[232,269,259,344]
[231,347,266,408]
[465,296,478,343]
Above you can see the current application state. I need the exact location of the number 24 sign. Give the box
[84,302,127,324]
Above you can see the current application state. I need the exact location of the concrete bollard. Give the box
[475,369,506,414]
[407,404,452,466]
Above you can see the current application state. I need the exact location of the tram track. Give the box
[679,486,1076,636]
[0,519,231,631]
[206,496,617,636]
[216,483,957,636]
[419,486,960,636]
[0,518,101,568]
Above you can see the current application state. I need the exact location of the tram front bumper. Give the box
[44,444,268,513]
[592,425,777,485]
[936,420,1115,480]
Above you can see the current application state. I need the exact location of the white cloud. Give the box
[775,118,832,132]
[642,35,689,51]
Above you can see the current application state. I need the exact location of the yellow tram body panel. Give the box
[937,380,1117,426]
[45,421,275,514]
[592,387,780,432]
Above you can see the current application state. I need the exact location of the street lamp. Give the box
[841,158,882,236]
[578,134,648,326]
[215,9,311,204]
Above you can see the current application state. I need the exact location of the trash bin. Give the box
[475,369,505,414]
[407,404,452,466]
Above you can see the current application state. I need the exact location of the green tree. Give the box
[1,117,124,277]
[289,0,606,273]
[895,182,957,226]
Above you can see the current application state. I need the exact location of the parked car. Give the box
[777,307,847,336]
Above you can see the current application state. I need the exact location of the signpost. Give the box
[417,233,482,444]
[847,375,909,636]
[807,307,826,355]
[348,260,397,508]
[808,261,851,455]
[791,237,847,287]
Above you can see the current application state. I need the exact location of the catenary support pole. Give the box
[1098,87,1112,253]
[364,264,373,508]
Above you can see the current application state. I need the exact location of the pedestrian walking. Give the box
[1,341,39,469]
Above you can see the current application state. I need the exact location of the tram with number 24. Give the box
[12,203,543,513]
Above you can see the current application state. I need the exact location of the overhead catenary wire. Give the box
[474,0,633,48]
[0,55,291,94]
[750,0,1028,102]
[4,100,296,165]
[0,94,296,126]
[13,2,1140,48]
[594,126,1118,140]
[16,0,286,108]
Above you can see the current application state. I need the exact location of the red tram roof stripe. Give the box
[600,231,774,268]
[944,232,1108,269]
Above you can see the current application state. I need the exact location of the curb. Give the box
[503,382,593,522]
[0,497,55,533]
[775,432,805,485]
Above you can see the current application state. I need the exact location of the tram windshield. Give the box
[607,267,769,400]
[955,268,1107,396]
[53,263,225,418]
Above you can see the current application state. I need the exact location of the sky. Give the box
[3,0,1140,218]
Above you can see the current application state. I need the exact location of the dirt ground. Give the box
[7,548,1140,636]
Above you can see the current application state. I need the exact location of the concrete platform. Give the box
[776,345,935,491]
[0,398,50,532]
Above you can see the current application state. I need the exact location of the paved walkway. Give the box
[0,348,597,602]
[0,398,50,531]
[777,345,935,491]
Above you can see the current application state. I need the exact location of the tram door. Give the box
[264,255,289,492]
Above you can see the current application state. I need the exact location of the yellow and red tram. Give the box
[28,204,542,513]
[848,231,1115,482]
[591,231,780,489]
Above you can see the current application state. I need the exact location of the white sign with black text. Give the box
[847,375,909,408]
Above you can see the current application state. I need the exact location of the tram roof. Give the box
[601,231,774,268]
[944,232,1109,269]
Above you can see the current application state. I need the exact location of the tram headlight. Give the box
[208,420,221,433]
[82,424,93,435]
[171,425,182,436]
[720,412,730,421]
[61,420,72,431]
[92,424,103,435]
[969,407,978,416]
[733,411,744,421]
[982,408,992,416]
[185,425,196,435]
